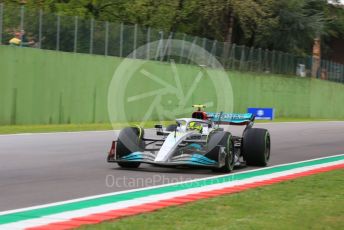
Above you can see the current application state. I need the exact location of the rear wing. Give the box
[206,112,255,126]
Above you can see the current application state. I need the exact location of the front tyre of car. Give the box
[210,132,235,173]
[117,161,140,168]
[116,127,145,169]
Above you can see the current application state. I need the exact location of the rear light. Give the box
[107,141,117,161]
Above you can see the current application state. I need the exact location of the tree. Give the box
[254,0,326,55]
[1,0,343,56]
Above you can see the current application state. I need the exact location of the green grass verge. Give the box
[0,121,174,134]
[78,169,344,230]
[0,118,343,134]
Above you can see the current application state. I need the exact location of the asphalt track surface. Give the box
[0,122,343,212]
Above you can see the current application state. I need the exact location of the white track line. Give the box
[1,153,343,216]
[1,159,343,230]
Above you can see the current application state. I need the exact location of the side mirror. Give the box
[155,124,163,136]
[155,124,163,129]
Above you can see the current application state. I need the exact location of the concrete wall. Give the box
[0,45,343,125]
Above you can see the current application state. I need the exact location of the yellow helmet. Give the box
[188,121,202,131]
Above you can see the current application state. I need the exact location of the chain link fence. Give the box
[0,4,343,83]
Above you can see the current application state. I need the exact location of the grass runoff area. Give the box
[78,169,344,230]
[0,118,343,135]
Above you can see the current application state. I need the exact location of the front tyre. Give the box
[210,132,235,173]
[242,128,270,166]
[117,161,140,168]
[116,127,144,169]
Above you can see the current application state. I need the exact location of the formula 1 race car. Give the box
[107,105,271,173]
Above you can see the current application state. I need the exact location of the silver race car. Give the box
[107,105,271,173]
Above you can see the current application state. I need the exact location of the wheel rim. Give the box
[265,134,271,161]
[228,140,235,170]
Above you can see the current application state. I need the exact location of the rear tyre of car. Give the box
[116,127,144,168]
[242,128,270,166]
[166,124,177,132]
[208,132,235,173]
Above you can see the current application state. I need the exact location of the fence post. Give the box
[282,52,286,74]
[56,15,60,51]
[133,24,137,58]
[330,61,334,81]
[105,21,109,56]
[281,52,285,74]
[202,37,206,50]
[278,52,283,74]
[230,43,236,70]
[292,54,297,75]
[179,33,186,64]
[287,54,292,74]
[20,5,24,47]
[74,16,78,53]
[201,37,207,66]
[187,36,197,64]
[222,42,230,69]
[119,22,123,57]
[155,31,163,60]
[271,50,276,73]
[38,9,42,49]
[263,49,268,72]
[0,3,3,45]
[239,45,246,71]
[332,61,335,81]
[207,40,217,67]
[89,18,94,54]
[257,48,262,72]
[248,47,254,71]
[326,60,330,80]
[334,62,338,82]
[146,27,151,59]
[166,32,173,61]
[288,53,292,74]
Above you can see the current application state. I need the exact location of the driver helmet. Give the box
[188,121,202,132]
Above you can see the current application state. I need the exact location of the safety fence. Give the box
[0,3,343,83]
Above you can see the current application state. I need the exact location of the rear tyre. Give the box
[242,128,270,166]
[116,127,144,169]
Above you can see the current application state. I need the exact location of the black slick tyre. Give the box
[242,128,270,166]
[116,127,144,168]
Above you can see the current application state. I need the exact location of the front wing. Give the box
[107,151,223,168]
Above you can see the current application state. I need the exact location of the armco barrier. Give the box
[0,46,343,125]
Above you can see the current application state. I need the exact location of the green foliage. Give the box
[255,0,327,55]
[1,0,343,56]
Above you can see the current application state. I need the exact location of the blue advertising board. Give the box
[247,108,274,120]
